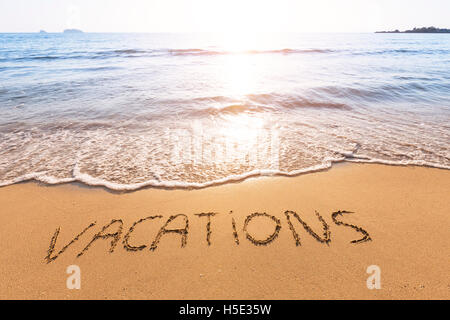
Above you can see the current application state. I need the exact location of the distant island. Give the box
[376,26,450,33]
[63,29,83,34]
[39,30,47,33]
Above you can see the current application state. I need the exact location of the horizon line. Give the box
[0,31,430,34]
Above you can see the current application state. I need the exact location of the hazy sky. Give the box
[1,0,449,33]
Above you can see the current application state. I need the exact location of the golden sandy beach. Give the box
[0,163,448,299]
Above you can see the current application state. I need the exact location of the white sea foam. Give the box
[1,155,448,191]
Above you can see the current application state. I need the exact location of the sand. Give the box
[0,163,448,300]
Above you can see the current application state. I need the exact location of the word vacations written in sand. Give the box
[45,210,372,263]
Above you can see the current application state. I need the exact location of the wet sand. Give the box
[0,163,449,299]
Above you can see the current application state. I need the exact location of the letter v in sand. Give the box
[45,222,96,263]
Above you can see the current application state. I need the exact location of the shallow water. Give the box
[0,32,449,189]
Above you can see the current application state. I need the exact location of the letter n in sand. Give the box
[284,210,331,246]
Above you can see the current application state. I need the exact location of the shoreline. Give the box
[0,163,449,299]
[1,161,449,193]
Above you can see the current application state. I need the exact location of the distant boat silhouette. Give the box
[63,29,83,34]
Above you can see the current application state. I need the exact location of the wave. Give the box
[355,48,450,56]
[0,157,448,191]
[150,94,352,118]
[0,48,335,62]
[167,47,450,57]
[246,93,351,110]
[168,48,334,56]
[195,104,275,116]
[0,49,151,62]
[163,93,352,114]
[310,83,450,103]
[60,66,121,72]
[111,49,145,54]
[2,46,449,63]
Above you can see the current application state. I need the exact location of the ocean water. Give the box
[0,32,449,190]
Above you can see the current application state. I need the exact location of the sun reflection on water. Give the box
[200,33,281,173]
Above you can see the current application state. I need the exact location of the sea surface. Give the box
[0,33,449,190]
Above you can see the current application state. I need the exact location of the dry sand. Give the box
[0,163,448,299]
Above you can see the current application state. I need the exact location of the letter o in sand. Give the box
[243,213,282,246]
